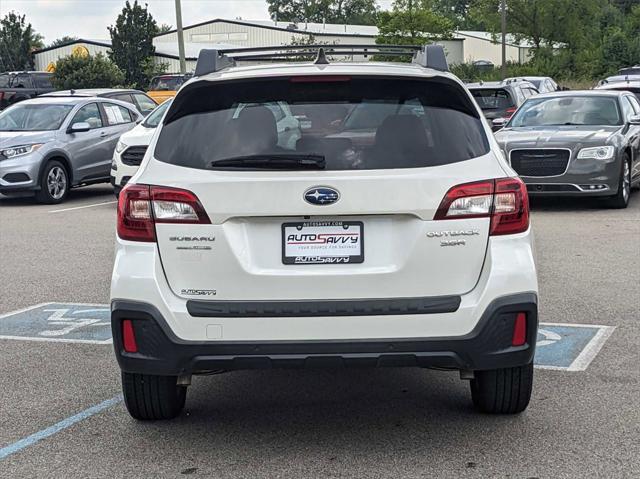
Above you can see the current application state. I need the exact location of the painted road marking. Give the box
[0,303,615,370]
[49,200,116,214]
[535,322,616,371]
[0,395,122,461]
[0,303,111,344]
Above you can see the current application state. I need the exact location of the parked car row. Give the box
[0,95,146,203]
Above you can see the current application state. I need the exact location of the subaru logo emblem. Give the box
[304,187,340,205]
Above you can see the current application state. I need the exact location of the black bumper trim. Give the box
[111,293,538,374]
[186,295,461,318]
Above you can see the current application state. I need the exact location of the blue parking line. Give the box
[0,395,123,461]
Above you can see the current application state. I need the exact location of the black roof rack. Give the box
[193,43,449,77]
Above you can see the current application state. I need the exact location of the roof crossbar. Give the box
[193,43,449,76]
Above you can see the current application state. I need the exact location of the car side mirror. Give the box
[629,114,640,125]
[492,118,507,129]
[67,121,91,133]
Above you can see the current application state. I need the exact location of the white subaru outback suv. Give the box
[111,45,538,420]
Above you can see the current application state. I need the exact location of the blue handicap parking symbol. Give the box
[0,304,615,370]
[535,323,615,371]
[0,303,111,344]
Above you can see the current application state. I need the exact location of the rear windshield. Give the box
[509,96,622,127]
[149,76,187,91]
[470,88,515,110]
[607,87,640,102]
[155,77,489,171]
[619,67,640,75]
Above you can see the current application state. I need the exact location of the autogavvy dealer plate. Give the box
[282,221,364,265]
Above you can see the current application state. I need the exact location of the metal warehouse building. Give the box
[33,18,542,74]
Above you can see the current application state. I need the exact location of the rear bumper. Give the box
[111,293,538,375]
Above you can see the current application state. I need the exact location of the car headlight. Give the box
[115,141,127,154]
[577,146,614,160]
[0,144,43,159]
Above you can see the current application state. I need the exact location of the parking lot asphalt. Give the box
[0,185,639,478]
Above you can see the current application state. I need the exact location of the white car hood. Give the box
[119,123,155,147]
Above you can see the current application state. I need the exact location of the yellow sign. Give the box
[46,62,56,73]
[72,45,89,57]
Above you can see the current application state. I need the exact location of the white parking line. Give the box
[49,200,116,213]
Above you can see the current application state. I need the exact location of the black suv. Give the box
[468,80,539,131]
[0,71,55,109]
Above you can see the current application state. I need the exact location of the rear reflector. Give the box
[434,177,529,236]
[122,320,138,353]
[117,184,210,242]
[512,313,527,346]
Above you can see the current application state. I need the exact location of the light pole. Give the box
[501,0,507,80]
[175,0,186,74]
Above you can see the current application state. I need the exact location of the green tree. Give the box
[108,0,158,88]
[376,0,454,47]
[51,52,125,89]
[267,0,378,24]
[47,36,78,48]
[0,11,43,71]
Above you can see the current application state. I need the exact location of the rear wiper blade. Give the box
[210,154,325,170]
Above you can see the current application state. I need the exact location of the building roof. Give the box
[154,17,383,38]
[32,38,216,61]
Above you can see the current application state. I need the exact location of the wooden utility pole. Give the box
[501,0,507,79]
[175,0,186,74]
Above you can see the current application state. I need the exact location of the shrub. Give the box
[51,53,125,90]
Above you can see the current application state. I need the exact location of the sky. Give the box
[0,0,394,44]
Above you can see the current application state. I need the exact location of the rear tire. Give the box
[470,362,533,414]
[35,160,69,204]
[122,372,186,420]
[606,155,631,209]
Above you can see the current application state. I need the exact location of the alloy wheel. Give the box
[47,166,67,200]
[622,160,630,203]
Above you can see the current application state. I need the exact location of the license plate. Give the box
[282,221,364,265]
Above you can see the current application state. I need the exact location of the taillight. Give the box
[117,184,210,242]
[505,107,517,118]
[491,177,529,236]
[434,177,529,236]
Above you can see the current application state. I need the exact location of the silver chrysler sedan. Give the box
[0,96,142,203]
[495,90,640,208]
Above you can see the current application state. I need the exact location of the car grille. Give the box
[510,149,570,177]
[121,146,148,166]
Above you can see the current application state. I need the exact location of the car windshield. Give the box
[470,89,514,110]
[0,103,74,131]
[149,76,185,91]
[509,96,622,127]
[527,79,542,89]
[143,100,172,128]
[0,74,10,88]
[155,77,489,171]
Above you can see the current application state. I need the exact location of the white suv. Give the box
[111,45,538,420]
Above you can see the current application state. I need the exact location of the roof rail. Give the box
[193,43,449,76]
